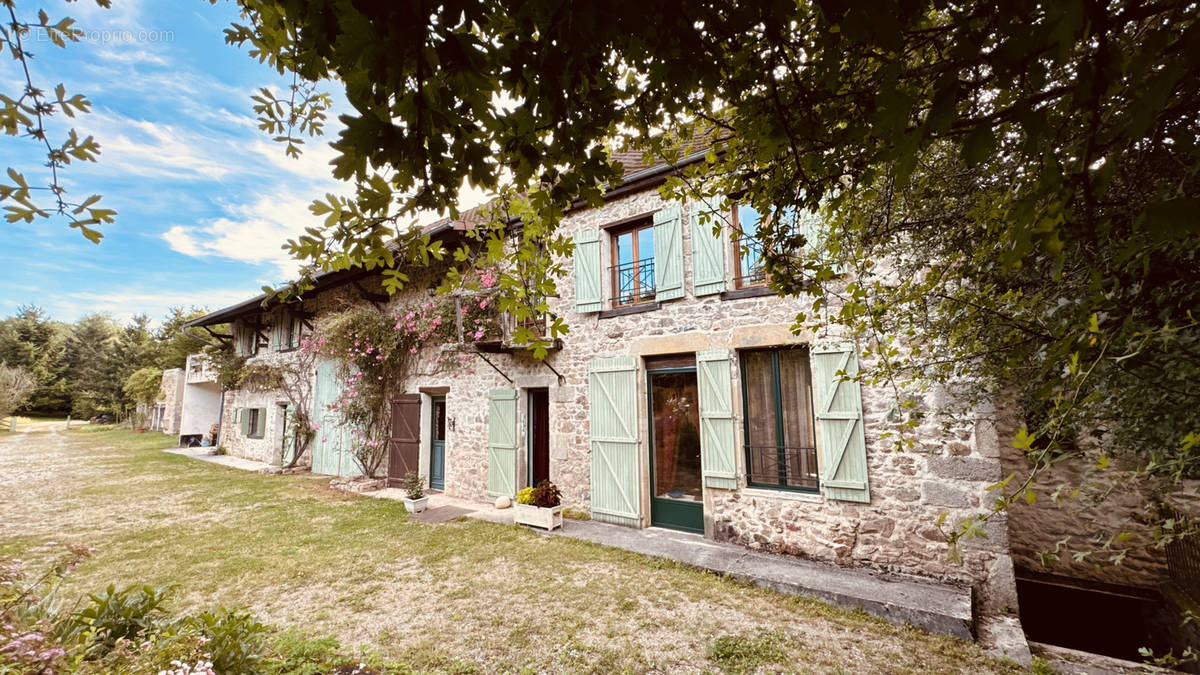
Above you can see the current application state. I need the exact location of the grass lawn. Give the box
[0,425,1023,674]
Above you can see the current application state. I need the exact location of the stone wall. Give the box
[544,186,1014,603]
[1000,441,1171,589]
[157,368,185,436]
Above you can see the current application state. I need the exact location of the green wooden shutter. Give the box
[799,209,844,275]
[697,349,737,489]
[312,360,343,476]
[255,407,267,437]
[574,229,603,313]
[689,200,726,296]
[810,341,870,503]
[234,323,245,357]
[238,408,250,436]
[653,205,684,301]
[282,404,296,464]
[487,389,518,497]
[587,357,641,527]
[269,311,281,352]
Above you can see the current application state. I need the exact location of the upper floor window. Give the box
[237,322,260,356]
[610,219,656,306]
[732,205,767,288]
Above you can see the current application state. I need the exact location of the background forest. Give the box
[0,306,208,420]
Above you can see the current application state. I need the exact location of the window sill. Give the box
[246,435,264,440]
[598,302,661,319]
[741,487,823,503]
[721,286,775,301]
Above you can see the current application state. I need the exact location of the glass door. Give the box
[648,368,704,533]
[430,396,446,490]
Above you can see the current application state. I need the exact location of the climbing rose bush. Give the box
[312,297,487,477]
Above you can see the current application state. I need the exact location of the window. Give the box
[278,311,303,351]
[609,219,655,306]
[741,348,819,491]
[238,322,261,356]
[240,407,265,439]
[732,205,767,288]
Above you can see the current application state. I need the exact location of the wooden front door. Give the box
[528,389,549,486]
[387,394,421,487]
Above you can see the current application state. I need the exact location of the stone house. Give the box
[181,152,1193,663]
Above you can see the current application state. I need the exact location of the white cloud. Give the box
[249,139,343,187]
[77,110,238,180]
[162,192,324,278]
[46,288,254,325]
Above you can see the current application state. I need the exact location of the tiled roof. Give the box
[425,135,718,232]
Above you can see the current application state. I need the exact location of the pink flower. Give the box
[321,437,328,442]
[312,423,321,430]
[479,299,487,309]
[410,347,418,353]
[394,322,403,329]
[480,269,497,288]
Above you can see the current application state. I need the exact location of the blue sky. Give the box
[1,0,361,324]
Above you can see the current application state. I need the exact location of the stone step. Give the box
[545,519,974,640]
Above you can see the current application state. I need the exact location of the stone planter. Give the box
[403,496,429,514]
[513,503,563,531]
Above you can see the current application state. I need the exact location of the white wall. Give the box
[180,382,222,438]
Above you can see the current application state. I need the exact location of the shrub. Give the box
[67,583,174,656]
[516,486,535,505]
[0,548,277,674]
[529,480,561,508]
[187,608,268,674]
[401,471,425,500]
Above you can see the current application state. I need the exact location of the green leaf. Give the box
[961,125,995,167]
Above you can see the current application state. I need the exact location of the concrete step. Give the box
[547,519,974,640]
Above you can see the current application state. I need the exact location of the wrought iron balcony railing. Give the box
[734,236,767,287]
[745,444,819,490]
[610,257,655,306]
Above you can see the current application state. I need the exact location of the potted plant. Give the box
[513,479,563,530]
[400,471,429,514]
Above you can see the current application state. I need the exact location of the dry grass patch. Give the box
[0,426,1024,673]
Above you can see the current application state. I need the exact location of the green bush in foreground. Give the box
[0,545,390,674]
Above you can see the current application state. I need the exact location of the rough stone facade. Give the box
[203,180,1022,624]
[157,368,185,436]
[1000,441,1171,589]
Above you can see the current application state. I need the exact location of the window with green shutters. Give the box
[689,200,727,296]
[652,205,684,301]
[740,347,820,492]
[240,407,265,439]
[810,341,870,503]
